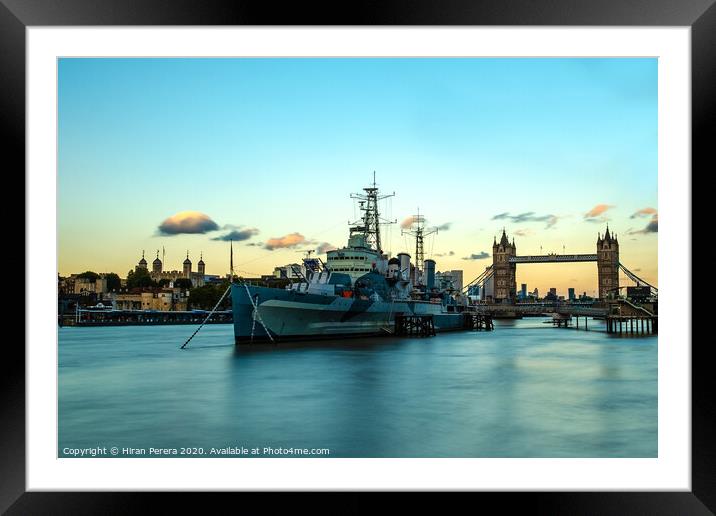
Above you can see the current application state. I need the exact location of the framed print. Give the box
[4,0,712,512]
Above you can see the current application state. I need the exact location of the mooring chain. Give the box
[250,298,258,343]
[181,284,231,349]
[243,283,275,343]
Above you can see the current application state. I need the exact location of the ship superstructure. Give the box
[324,174,393,281]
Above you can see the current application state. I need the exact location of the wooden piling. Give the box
[395,315,436,337]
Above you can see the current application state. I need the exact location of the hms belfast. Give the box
[231,178,470,344]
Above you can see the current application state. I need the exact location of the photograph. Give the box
[57,56,659,459]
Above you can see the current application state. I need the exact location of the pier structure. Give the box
[551,313,572,328]
[61,308,233,327]
[472,299,657,336]
[606,315,657,335]
[394,315,436,337]
[604,298,657,335]
[462,311,494,331]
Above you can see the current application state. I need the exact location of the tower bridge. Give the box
[463,227,656,303]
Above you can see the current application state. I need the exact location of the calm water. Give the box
[58,318,657,458]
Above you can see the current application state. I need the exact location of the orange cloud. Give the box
[630,207,657,219]
[584,204,614,219]
[400,216,418,229]
[264,232,306,251]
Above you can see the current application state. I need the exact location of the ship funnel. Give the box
[397,252,411,282]
[424,259,436,289]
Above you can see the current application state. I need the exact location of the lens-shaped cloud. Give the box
[157,211,219,235]
[265,232,306,251]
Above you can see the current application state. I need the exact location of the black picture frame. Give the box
[4,0,709,512]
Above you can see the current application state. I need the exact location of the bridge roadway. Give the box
[474,302,609,317]
[509,254,598,263]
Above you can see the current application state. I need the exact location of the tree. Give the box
[126,268,156,289]
[173,278,193,290]
[104,273,121,292]
[77,271,99,281]
[188,282,231,310]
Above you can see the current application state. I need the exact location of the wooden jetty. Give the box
[394,315,436,337]
[605,299,657,335]
[551,313,572,328]
[606,315,657,335]
[463,312,494,331]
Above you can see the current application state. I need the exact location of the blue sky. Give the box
[58,58,657,294]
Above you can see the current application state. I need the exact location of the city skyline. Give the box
[58,57,657,294]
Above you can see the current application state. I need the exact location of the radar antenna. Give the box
[349,171,395,253]
[401,207,438,284]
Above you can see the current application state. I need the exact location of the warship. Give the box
[231,178,468,344]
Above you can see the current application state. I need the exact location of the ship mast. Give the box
[401,208,438,283]
[350,171,395,253]
[229,239,234,282]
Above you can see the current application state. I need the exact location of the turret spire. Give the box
[500,228,509,246]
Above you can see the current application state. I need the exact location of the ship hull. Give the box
[231,283,464,344]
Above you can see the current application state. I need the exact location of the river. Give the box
[58,318,657,458]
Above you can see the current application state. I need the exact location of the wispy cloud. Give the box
[513,228,533,237]
[492,212,559,228]
[157,211,219,235]
[462,252,490,260]
[315,242,337,254]
[434,250,455,257]
[264,232,306,251]
[626,214,658,235]
[211,226,259,242]
[436,222,452,231]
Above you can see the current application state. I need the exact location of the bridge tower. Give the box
[492,229,517,302]
[597,227,619,299]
